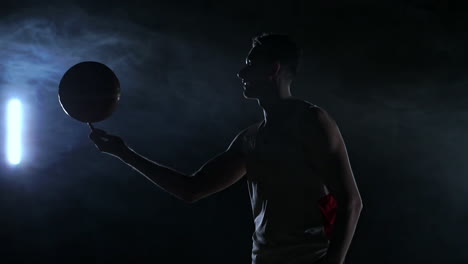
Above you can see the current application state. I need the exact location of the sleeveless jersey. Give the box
[235,99,336,264]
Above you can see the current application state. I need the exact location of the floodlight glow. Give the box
[6,99,23,165]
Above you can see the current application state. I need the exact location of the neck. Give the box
[259,85,292,125]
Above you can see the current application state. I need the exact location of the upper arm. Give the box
[187,128,249,202]
[301,107,362,207]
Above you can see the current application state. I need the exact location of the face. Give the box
[237,46,279,100]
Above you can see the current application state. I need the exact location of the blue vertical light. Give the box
[6,99,22,165]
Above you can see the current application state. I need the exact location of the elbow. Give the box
[347,196,363,211]
[182,193,207,204]
[341,201,363,214]
[182,197,196,204]
[351,198,363,212]
[182,194,200,204]
[355,199,363,212]
[336,195,363,212]
[354,193,363,210]
[181,178,202,204]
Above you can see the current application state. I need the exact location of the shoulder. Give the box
[227,121,263,154]
[292,101,340,143]
[281,97,316,109]
[282,98,335,127]
[306,106,335,127]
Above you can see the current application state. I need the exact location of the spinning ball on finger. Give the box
[58,61,120,123]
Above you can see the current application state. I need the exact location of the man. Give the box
[89,33,363,264]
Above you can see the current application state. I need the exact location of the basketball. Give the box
[58,61,120,123]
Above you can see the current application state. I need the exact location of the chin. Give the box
[243,90,259,100]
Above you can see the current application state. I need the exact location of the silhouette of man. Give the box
[89,33,362,264]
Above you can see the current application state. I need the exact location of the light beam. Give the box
[6,99,23,165]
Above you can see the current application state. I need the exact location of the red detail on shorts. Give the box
[318,193,337,239]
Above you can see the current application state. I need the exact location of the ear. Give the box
[269,61,281,80]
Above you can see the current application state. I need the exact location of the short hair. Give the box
[251,33,302,76]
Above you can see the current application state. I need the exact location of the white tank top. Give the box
[240,100,330,264]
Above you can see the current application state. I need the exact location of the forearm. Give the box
[117,147,193,202]
[325,203,362,264]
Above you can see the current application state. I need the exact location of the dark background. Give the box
[1,0,467,263]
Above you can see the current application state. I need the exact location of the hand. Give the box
[88,126,128,158]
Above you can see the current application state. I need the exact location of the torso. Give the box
[241,99,329,264]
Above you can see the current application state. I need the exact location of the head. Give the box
[237,33,302,102]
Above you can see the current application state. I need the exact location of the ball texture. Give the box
[58,61,120,123]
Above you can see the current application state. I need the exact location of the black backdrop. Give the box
[1,1,467,263]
